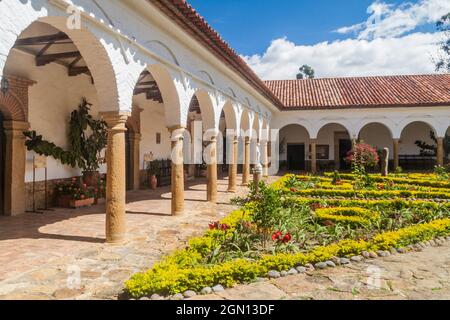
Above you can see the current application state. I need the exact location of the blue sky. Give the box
[188,0,449,79]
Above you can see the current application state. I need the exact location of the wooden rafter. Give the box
[36,51,82,66]
[14,32,69,46]
[13,32,91,78]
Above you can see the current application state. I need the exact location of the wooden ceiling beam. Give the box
[36,51,81,66]
[69,66,90,77]
[15,32,70,46]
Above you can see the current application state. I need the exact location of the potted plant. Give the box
[24,98,108,187]
[68,99,108,186]
[147,160,160,190]
[55,178,80,208]
[69,184,95,208]
[55,178,95,208]
[94,176,106,204]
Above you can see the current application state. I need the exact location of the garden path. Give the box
[193,241,450,300]
[0,176,250,300]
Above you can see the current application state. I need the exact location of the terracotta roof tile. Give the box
[265,74,450,110]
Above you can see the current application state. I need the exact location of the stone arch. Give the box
[358,122,394,160]
[312,121,354,140]
[356,121,394,139]
[240,108,253,139]
[316,122,352,170]
[191,88,217,132]
[133,64,182,128]
[221,100,238,131]
[279,124,311,171]
[252,113,262,142]
[398,120,437,138]
[1,12,123,112]
[399,120,437,160]
[0,90,27,121]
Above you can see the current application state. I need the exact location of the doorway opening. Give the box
[287,144,305,171]
[339,139,352,170]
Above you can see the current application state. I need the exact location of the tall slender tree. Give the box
[435,13,450,72]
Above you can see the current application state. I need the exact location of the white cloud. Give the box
[243,0,448,79]
[243,33,442,79]
[336,0,450,40]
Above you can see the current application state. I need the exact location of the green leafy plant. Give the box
[24,98,108,172]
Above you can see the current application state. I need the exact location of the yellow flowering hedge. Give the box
[314,207,380,226]
[124,173,450,298]
[323,172,450,189]
[125,218,450,297]
[292,188,450,200]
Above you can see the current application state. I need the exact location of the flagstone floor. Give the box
[1,175,450,300]
[193,241,450,301]
[0,176,250,300]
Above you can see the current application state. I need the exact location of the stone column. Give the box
[206,135,218,203]
[310,139,317,174]
[393,138,400,170]
[242,137,251,185]
[3,121,29,216]
[437,137,444,167]
[129,132,141,191]
[102,112,129,243]
[228,135,238,192]
[170,126,185,215]
[262,141,269,177]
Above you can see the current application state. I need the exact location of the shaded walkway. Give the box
[0,176,249,300]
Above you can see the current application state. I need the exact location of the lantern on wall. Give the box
[1,76,9,95]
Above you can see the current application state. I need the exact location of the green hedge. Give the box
[125,218,450,298]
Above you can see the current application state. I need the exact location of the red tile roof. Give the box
[265,74,450,110]
[148,0,284,109]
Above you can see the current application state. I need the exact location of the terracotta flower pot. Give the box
[70,197,95,209]
[82,171,99,187]
[149,174,158,190]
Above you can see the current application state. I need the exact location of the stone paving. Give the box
[2,175,450,300]
[0,176,249,300]
[192,241,450,300]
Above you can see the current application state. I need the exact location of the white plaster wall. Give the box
[279,125,310,161]
[400,122,436,156]
[136,96,171,169]
[272,107,450,140]
[359,123,394,159]
[4,49,104,182]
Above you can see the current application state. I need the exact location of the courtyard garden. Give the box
[124,169,450,299]
[124,144,450,299]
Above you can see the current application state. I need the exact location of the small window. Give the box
[156,133,161,144]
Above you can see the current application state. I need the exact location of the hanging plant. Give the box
[23,98,108,172]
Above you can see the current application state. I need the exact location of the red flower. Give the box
[272,231,282,241]
[290,188,298,193]
[220,224,230,231]
[209,221,220,230]
[282,233,292,243]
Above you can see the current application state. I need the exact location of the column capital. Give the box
[169,125,186,141]
[3,121,30,139]
[100,111,130,131]
[129,132,142,141]
[3,120,30,131]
